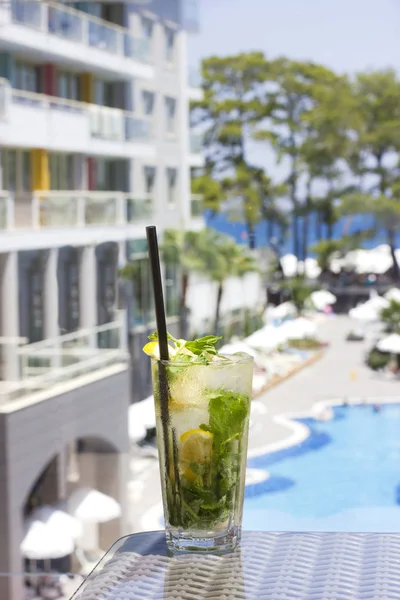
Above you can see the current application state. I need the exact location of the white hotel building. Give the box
[0,1,204,598]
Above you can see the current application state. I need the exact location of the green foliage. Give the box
[193,52,400,277]
[280,276,315,314]
[287,338,322,349]
[175,390,250,529]
[366,348,390,371]
[380,300,400,333]
[311,228,376,272]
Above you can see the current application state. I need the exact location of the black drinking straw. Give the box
[146,226,170,362]
[146,226,172,488]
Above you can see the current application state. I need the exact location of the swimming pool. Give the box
[244,403,400,532]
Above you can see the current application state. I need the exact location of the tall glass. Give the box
[151,354,253,553]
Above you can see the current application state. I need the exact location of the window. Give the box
[49,153,74,190]
[166,167,177,206]
[141,17,153,40]
[142,90,155,116]
[57,71,79,101]
[15,61,39,93]
[165,262,179,317]
[94,79,114,107]
[165,97,176,134]
[1,149,30,193]
[2,149,17,192]
[165,28,175,63]
[143,166,156,194]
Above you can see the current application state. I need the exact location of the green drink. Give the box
[144,333,253,553]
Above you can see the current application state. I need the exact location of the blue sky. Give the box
[190,0,400,74]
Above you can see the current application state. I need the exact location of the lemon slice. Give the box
[143,342,177,358]
[180,429,213,464]
[142,341,160,358]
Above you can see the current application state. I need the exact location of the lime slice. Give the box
[180,429,213,464]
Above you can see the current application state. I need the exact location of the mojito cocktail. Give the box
[145,333,253,553]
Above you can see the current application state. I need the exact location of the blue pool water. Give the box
[243,404,400,532]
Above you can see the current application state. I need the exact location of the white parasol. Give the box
[310,290,336,310]
[376,334,400,354]
[384,288,400,303]
[245,325,287,351]
[280,317,317,340]
[21,520,74,560]
[128,395,156,433]
[29,505,82,540]
[67,487,121,523]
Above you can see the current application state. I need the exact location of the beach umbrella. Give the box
[349,304,379,322]
[280,318,317,340]
[67,488,121,523]
[376,334,400,354]
[128,395,156,432]
[384,288,400,303]
[29,505,82,540]
[304,258,321,279]
[269,302,297,320]
[21,521,74,560]
[245,325,287,351]
[310,290,336,310]
[365,295,389,310]
[280,254,298,277]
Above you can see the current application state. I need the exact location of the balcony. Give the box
[0,316,128,406]
[0,192,153,229]
[0,192,154,251]
[0,1,153,80]
[189,132,205,167]
[0,80,155,158]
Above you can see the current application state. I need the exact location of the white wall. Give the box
[187,272,264,330]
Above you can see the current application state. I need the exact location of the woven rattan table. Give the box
[71,530,400,599]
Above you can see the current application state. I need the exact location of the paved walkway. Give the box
[127,316,400,532]
[249,315,399,451]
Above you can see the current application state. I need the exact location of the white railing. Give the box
[11,1,151,63]
[10,86,154,143]
[190,132,204,154]
[0,191,154,230]
[191,194,204,218]
[0,317,128,405]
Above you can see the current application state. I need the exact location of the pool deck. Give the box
[127,315,400,532]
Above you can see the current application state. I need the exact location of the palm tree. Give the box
[192,230,258,333]
[160,229,207,338]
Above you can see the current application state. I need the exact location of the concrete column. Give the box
[79,245,97,345]
[43,248,59,339]
[0,252,20,380]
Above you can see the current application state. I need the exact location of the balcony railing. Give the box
[190,132,204,154]
[191,194,204,218]
[11,1,151,63]
[0,191,154,230]
[0,316,128,404]
[8,86,154,143]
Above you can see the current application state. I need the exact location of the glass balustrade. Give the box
[10,1,150,63]
[126,197,153,222]
[84,196,118,226]
[48,4,83,43]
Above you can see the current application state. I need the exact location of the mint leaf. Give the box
[148,331,178,344]
[185,335,222,356]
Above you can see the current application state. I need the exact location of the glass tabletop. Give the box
[71,530,400,599]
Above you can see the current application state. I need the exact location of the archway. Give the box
[21,435,125,577]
